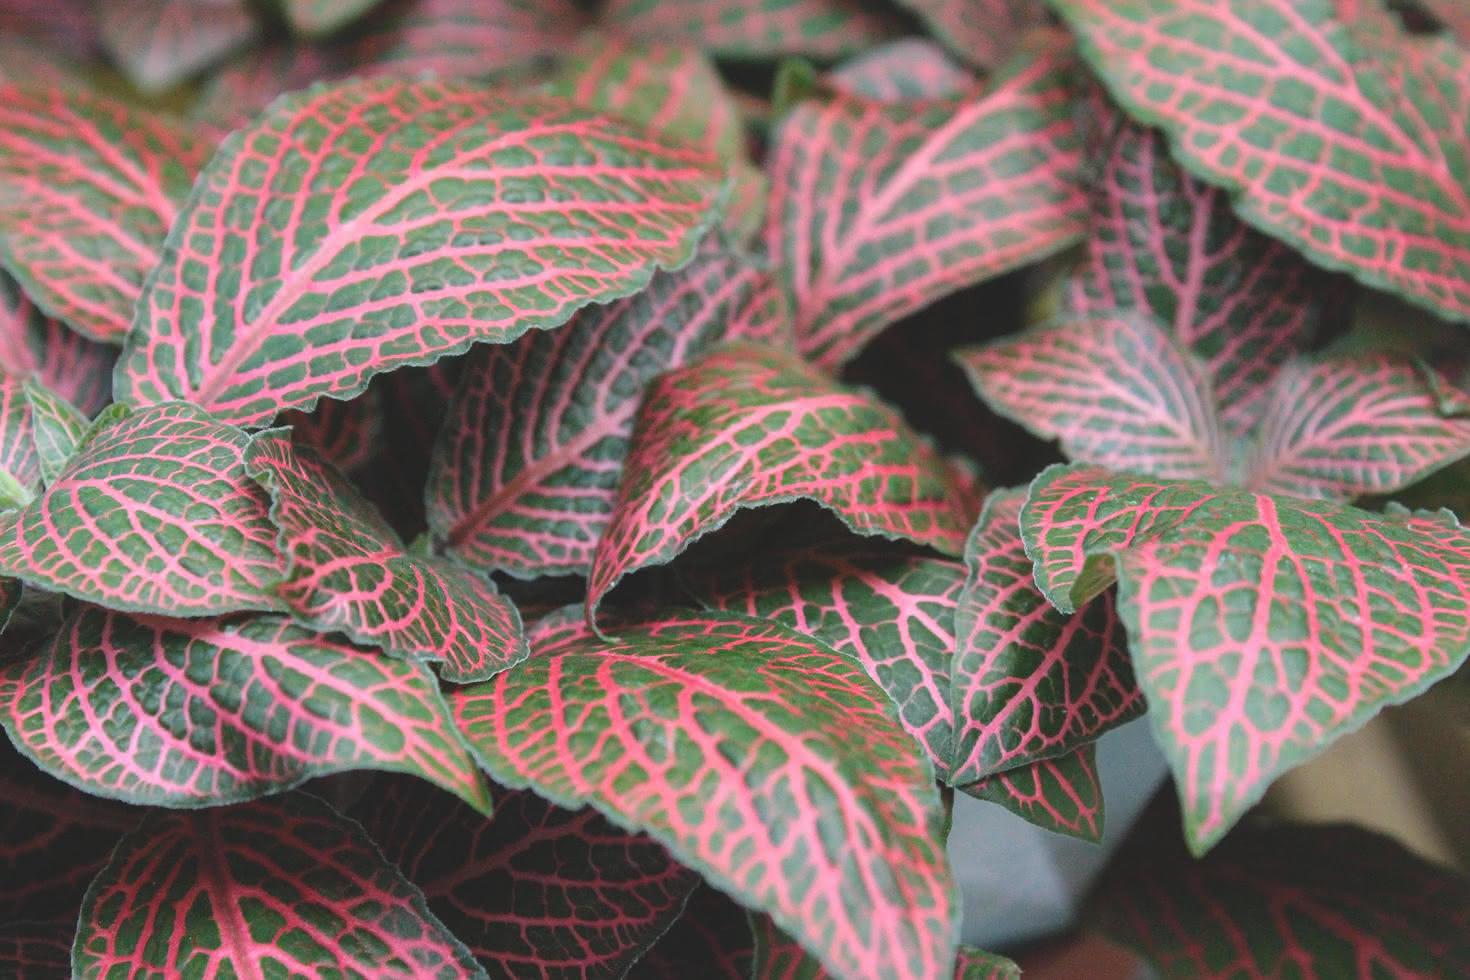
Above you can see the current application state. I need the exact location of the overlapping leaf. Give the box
[0,86,207,343]
[116,78,728,427]
[284,0,384,35]
[24,378,87,486]
[828,39,978,102]
[428,250,773,580]
[0,275,112,415]
[766,35,1086,367]
[74,793,486,977]
[0,401,283,614]
[603,0,899,59]
[0,604,492,810]
[0,372,38,509]
[0,921,71,978]
[358,775,699,977]
[587,345,970,623]
[632,885,754,979]
[452,613,958,980]
[894,0,1048,70]
[1423,0,1470,40]
[1023,463,1470,851]
[280,383,383,474]
[955,946,1023,979]
[98,0,258,91]
[1052,0,1470,323]
[248,430,528,683]
[748,917,1020,980]
[964,745,1105,843]
[344,0,585,80]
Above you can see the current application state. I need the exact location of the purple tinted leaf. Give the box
[961,745,1105,843]
[828,39,979,102]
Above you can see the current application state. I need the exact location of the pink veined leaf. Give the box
[74,793,486,977]
[0,401,283,615]
[22,376,89,486]
[428,248,772,580]
[632,884,755,979]
[1022,463,1470,853]
[345,0,586,80]
[956,314,1228,482]
[1051,0,1470,324]
[1245,354,1470,500]
[955,946,1024,980]
[1422,0,1470,40]
[356,775,700,977]
[748,916,1019,980]
[0,37,82,87]
[961,744,1105,844]
[0,371,40,509]
[0,920,72,978]
[892,0,1050,70]
[247,430,529,684]
[0,575,19,633]
[282,0,384,35]
[1064,96,1323,437]
[586,344,971,626]
[827,39,980,102]
[602,0,900,60]
[451,613,959,980]
[190,43,340,135]
[0,274,113,416]
[98,0,258,92]
[0,603,494,811]
[0,85,208,344]
[951,488,1142,785]
[279,382,383,474]
[766,34,1087,368]
[115,79,728,427]
[1093,823,1470,978]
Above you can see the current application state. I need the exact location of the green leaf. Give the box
[961,744,1105,844]
[602,0,900,60]
[893,0,1048,70]
[22,377,87,487]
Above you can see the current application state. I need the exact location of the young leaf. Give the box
[766,36,1086,367]
[23,378,87,486]
[428,250,772,580]
[452,613,959,980]
[98,0,258,92]
[828,39,978,102]
[0,372,39,509]
[0,86,207,343]
[586,345,971,624]
[0,921,71,978]
[0,604,493,811]
[892,0,1049,70]
[358,776,700,977]
[1051,0,1470,324]
[0,401,283,615]
[1094,824,1470,978]
[74,793,486,977]
[1022,464,1470,852]
[0,275,113,416]
[962,745,1105,844]
[115,78,729,427]
[247,430,529,684]
[345,0,585,80]
[283,0,384,35]
[602,0,899,59]
[956,314,1228,482]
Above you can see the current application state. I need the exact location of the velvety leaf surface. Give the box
[98,0,258,91]
[0,371,39,509]
[827,39,977,102]
[116,78,728,427]
[957,314,1227,482]
[602,0,898,59]
[894,0,1048,70]
[428,248,764,579]
[963,745,1105,843]
[74,793,485,977]
[0,921,71,978]
[358,775,699,978]
[0,401,283,614]
[1094,823,1470,978]
[24,378,88,487]
[0,86,207,343]
[767,36,1086,367]
[346,0,585,80]
[631,884,754,979]
[1023,464,1470,851]
[284,0,383,35]
[1052,0,1470,323]
[0,604,493,811]
[587,345,971,622]
[248,430,528,683]
[452,614,958,980]
[0,274,113,416]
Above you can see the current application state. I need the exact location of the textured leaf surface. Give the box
[603,0,898,59]
[0,401,283,614]
[894,0,1048,69]
[116,78,728,427]
[284,0,383,34]
[828,39,977,102]
[958,315,1227,481]
[452,614,957,980]
[346,0,584,80]
[0,921,71,978]
[0,371,38,509]
[1052,0,1470,323]
[587,345,970,622]
[248,430,528,683]
[963,745,1105,843]
[98,0,257,91]
[1023,464,1470,851]
[0,86,207,343]
[359,775,699,978]
[74,793,484,977]
[24,378,88,487]
[1095,823,1470,978]
[767,37,1086,367]
[429,249,768,579]
[0,275,113,416]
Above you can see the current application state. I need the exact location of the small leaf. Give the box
[23,377,88,486]
[749,916,1020,979]
[0,2,97,52]
[0,371,39,509]
[634,885,755,979]
[603,0,899,59]
[955,946,1022,980]
[247,430,529,683]
[828,39,978,102]
[587,344,971,624]
[116,78,728,427]
[283,0,384,35]
[0,401,283,615]
[0,604,493,811]
[452,613,958,980]
[0,921,71,978]
[98,0,258,92]
[0,274,113,416]
[74,793,486,977]
[0,86,207,342]
[961,745,1105,844]
[345,0,585,80]
[893,0,1049,70]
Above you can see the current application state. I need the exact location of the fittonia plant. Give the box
[1,1,1469,977]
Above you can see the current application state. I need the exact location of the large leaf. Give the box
[586,345,971,623]
[0,401,283,614]
[893,0,1048,69]
[602,0,899,59]
[284,0,384,35]
[957,314,1227,481]
[98,0,258,91]
[428,249,769,580]
[1052,0,1470,323]
[452,613,958,980]
[0,921,71,978]
[115,78,729,427]
[74,793,486,977]
[1094,823,1470,978]
[0,86,207,343]
[963,745,1105,843]
[247,430,528,683]
[1022,463,1470,851]
[345,0,585,80]
[766,36,1086,367]
[0,274,113,416]
[358,775,699,977]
